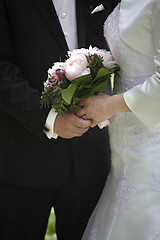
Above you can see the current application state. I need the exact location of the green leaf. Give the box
[93,67,111,82]
[72,89,93,103]
[61,74,92,104]
[61,83,78,105]
[91,76,110,93]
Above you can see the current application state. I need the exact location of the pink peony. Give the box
[105,60,118,70]
[64,53,90,81]
[67,48,89,58]
[88,46,113,68]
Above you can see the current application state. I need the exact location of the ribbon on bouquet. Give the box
[98,120,110,129]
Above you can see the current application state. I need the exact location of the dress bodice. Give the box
[103,5,160,176]
[104,5,155,93]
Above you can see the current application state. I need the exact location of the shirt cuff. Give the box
[44,108,58,139]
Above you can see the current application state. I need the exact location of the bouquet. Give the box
[41,46,118,128]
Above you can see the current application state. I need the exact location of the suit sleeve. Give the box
[0,0,50,137]
[124,2,160,128]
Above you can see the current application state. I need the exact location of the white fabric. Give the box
[81,3,160,240]
[119,0,156,57]
[119,0,160,128]
[91,4,105,14]
[45,0,77,139]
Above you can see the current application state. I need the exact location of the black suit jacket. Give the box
[0,0,114,188]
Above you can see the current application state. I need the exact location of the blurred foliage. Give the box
[45,208,57,240]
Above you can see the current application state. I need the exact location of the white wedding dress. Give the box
[82,5,160,240]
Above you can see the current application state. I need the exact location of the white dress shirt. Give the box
[45,0,78,139]
[53,0,78,51]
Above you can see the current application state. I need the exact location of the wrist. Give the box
[111,93,131,115]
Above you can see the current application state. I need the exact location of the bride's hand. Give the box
[76,93,131,128]
[77,93,113,128]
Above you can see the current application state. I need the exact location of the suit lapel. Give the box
[76,0,90,48]
[31,0,68,51]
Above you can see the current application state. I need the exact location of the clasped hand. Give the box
[76,93,114,128]
[76,92,130,128]
[54,93,126,138]
[54,110,91,139]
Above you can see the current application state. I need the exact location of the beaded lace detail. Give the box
[152,171,160,192]
[104,5,154,81]
[112,168,136,212]
[90,229,98,240]
[149,230,160,240]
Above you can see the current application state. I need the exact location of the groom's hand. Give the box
[54,110,91,139]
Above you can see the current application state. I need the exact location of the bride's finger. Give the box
[77,98,90,107]
[76,107,86,118]
[77,100,85,107]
